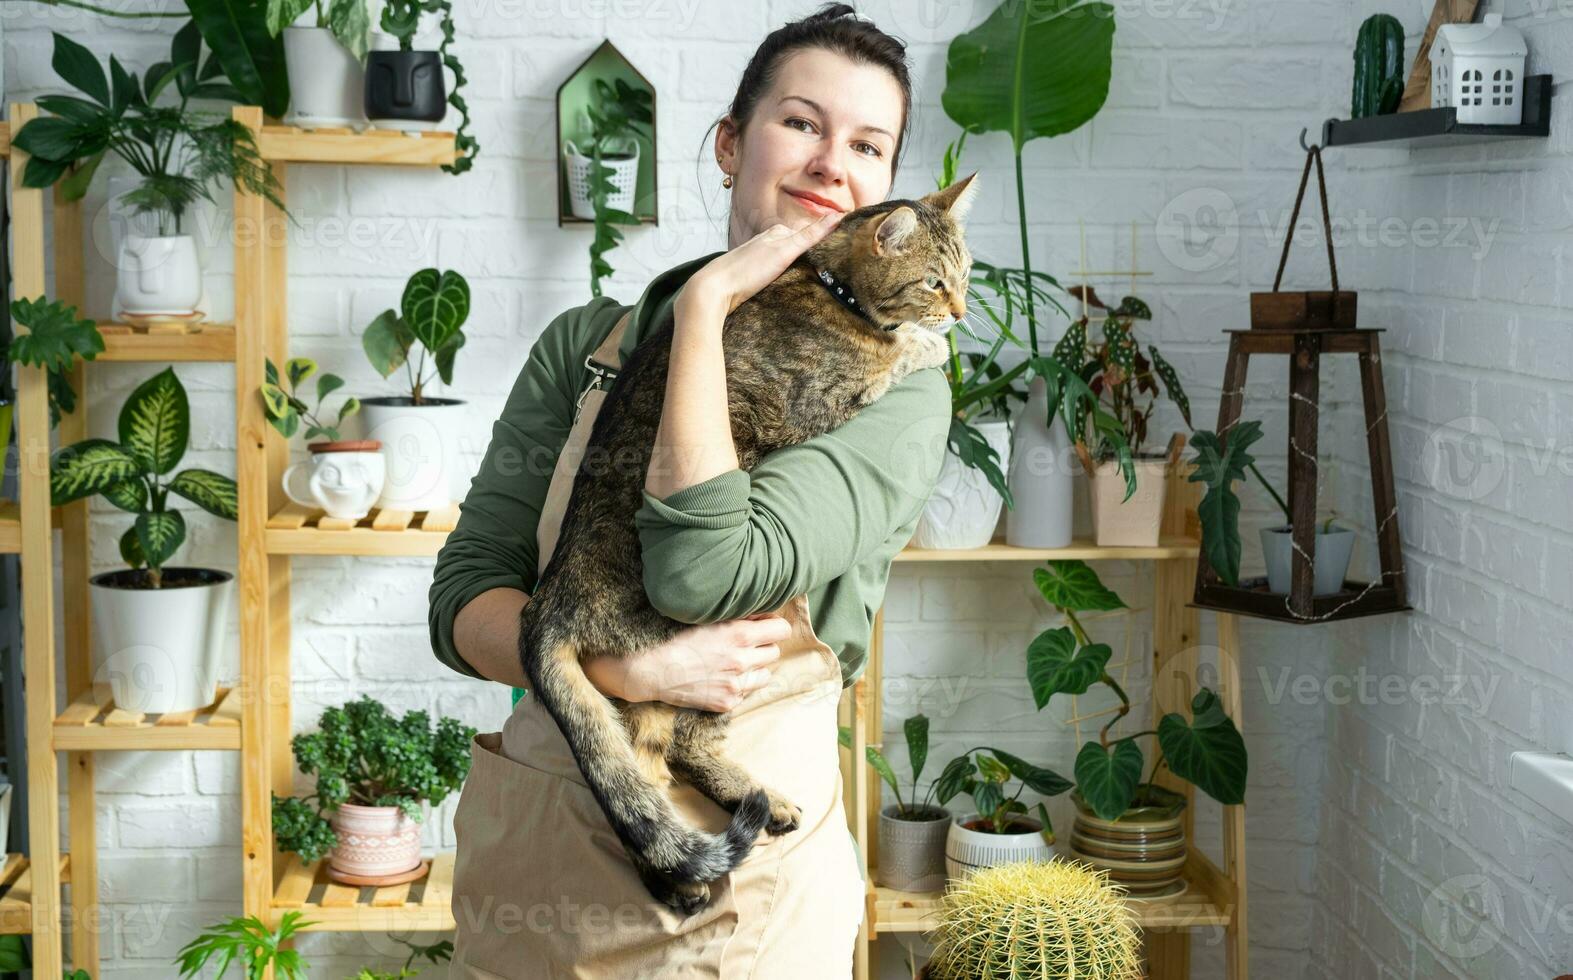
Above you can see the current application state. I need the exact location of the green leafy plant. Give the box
[346,938,452,979]
[264,0,373,60]
[0,930,95,978]
[577,77,653,298]
[185,0,291,118]
[1057,286,1190,459]
[6,296,106,427]
[1188,420,1291,586]
[175,909,313,979]
[837,714,958,821]
[1028,560,1247,820]
[49,367,238,587]
[271,696,476,864]
[931,746,1066,840]
[262,356,361,442]
[12,26,289,236]
[377,0,478,174]
[361,267,472,403]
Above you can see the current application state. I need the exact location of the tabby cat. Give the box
[519,173,979,913]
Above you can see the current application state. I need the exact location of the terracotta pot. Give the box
[329,803,422,877]
[1088,454,1170,547]
[944,812,1054,883]
[877,804,953,892]
[1069,787,1187,898]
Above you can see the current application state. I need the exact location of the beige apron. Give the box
[450,312,864,979]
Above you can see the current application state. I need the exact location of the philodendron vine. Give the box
[1028,560,1248,820]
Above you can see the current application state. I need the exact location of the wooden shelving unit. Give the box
[8,102,459,975]
[840,470,1250,980]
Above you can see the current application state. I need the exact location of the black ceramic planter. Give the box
[364,50,446,124]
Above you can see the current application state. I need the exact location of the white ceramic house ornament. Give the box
[1431,12,1528,124]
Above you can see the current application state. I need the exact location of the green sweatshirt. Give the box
[427,253,951,691]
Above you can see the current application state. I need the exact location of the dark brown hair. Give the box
[713,3,913,178]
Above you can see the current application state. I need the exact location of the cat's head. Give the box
[806,173,979,332]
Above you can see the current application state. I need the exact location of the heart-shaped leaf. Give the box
[970,778,1003,820]
[933,755,976,806]
[401,268,470,356]
[977,754,1011,784]
[1027,626,1112,706]
[1033,559,1127,612]
[1158,688,1247,806]
[362,309,413,378]
[1074,739,1144,820]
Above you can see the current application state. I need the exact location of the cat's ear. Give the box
[925,172,979,225]
[872,206,918,256]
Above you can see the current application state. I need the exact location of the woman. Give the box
[429,6,950,976]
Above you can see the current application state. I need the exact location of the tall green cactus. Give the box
[1352,13,1406,118]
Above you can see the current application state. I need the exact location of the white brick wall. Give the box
[6,0,1569,975]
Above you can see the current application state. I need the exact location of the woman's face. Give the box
[716,47,904,248]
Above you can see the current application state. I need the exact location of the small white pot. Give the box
[1088,455,1170,548]
[1260,525,1356,595]
[329,803,422,877]
[114,234,203,316]
[89,567,234,714]
[944,812,1055,883]
[283,441,386,520]
[1006,377,1075,548]
[912,420,1010,549]
[565,139,640,220]
[283,26,370,130]
[358,397,467,512]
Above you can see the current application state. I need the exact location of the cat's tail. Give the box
[524,631,768,884]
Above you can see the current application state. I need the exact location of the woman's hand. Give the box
[679,211,844,319]
[584,614,792,712]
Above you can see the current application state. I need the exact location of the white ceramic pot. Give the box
[283,440,386,520]
[1260,525,1356,595]
[565,139,640,220]
[89,567,234,714]
[912,420,1010,549]
[1089,455,1170,548]
[877,804,953,892]
[329,803,422,877]
[1006,376,1075,548]
[283,26,370,130]
[944,812,1055,882]
[358,397,467,512]
[114,234,203,316]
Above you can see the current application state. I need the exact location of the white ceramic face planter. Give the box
[114,233,204,316]
[284,446,387,521]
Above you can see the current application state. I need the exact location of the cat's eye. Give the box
[924,274,943,290]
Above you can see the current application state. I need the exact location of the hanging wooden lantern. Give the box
[1193,142,1409,624]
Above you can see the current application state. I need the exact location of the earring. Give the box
[721,173,733,189]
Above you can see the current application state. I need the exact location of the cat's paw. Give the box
[893,322,952,373]
[663,879,712,916]
[765,792,802,836]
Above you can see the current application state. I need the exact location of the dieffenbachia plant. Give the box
[362,267,471,404]
[49,367,238,588]
[1027,560,1248,820]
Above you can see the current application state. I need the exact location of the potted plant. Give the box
[930,743,1067,882]
[175,909,313,979]
[271,696,475,882]
[265,0,373,130]
[346,938,452,980]
[262,357,385,520]
[1190,419,1355,596]
[925,860,1142,980]
[49,367,239,714]
[1058,287,1192,547]
[566,77,653,298]
[1028,559,1247,897]
[364,0,478,174]
[12,27,289,321]
[358,267,472,512]
[941,0,1133,549]
[6,296,105,429]
[839,715,954,892]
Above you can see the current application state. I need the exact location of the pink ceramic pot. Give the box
[329,803,421,877]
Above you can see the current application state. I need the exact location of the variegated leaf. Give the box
[286,357,316,390]
[1052,317,1087,368]
[50,439,143,505]
[102,478,147,514]
[118,367,189,475]
[401,268,470,355]
[135,509,185,569]
[119,526,145,568]
[1148,345,1191,427]
[167,469,238,520]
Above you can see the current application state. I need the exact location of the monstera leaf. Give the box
[1158,688,1247,806]
[941,0,1116,152]
[1074,739,1144,820]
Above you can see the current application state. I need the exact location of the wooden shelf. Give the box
[54,685,241,751]
[868,852,1236,935]
[894,536,1200,563]
[93,322,236,362]
[1321,74,1553,149]
[0,500,19,554]
[256,124,458,166]
[0,854,71,935]
[265,503,460,556]
[272,852,454,931]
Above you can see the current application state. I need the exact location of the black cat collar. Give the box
[813,267,896,331]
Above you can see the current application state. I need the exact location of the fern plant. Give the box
[48,367,238,588]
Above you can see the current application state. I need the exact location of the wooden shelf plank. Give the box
[893,536,1200,563]
[1321,75,1553,149]
[257,125,458,166]
[0,854,72,935]
[271,853,455,932]
[53,686,241,751]
[94,322,237,362]
[265,505,459,556]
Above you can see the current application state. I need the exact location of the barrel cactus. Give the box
[926,860,1142,980]
[1352,13,1406,118]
